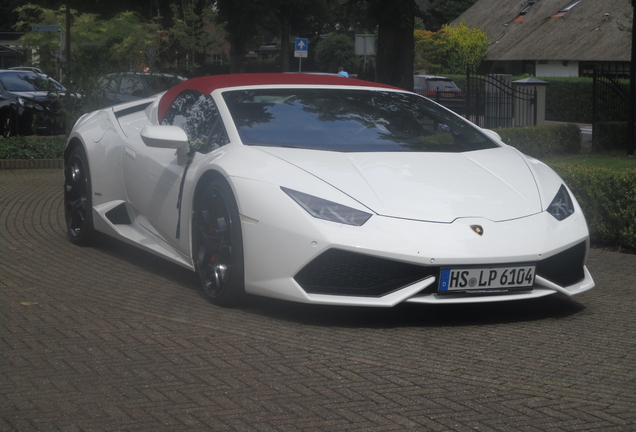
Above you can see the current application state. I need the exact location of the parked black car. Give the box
[99,72,186,106]
[0,70,67,137]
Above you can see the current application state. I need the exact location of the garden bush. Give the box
[0,136,66,159]
[541,77,594,123]
[494,123,581,158]
[550,164,636,251]
[592,121,629,152]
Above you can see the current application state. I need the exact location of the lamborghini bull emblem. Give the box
[470,225,484,236]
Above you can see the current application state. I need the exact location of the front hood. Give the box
[259,147,542,223]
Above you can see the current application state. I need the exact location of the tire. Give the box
[64,146,95,246]
[192,178,245,307]
[3,109,16,138]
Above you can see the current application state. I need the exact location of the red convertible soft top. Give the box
[158,73,398,123]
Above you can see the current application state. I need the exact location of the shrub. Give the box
[314,33,360,74]
[593,121,629,152]
[0,136,66,159]
[494,123,581,158]
[541,77,594,123]
[550,164,636,251]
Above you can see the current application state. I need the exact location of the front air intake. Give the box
[536,241,586,287]
[294,249,437,297]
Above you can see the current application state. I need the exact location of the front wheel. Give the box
[192,178,245,307]
[64,146,95,245]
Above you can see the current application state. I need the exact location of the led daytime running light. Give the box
[281,187,372,226]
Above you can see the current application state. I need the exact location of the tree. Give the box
[413,21,487,74]
[443,21,487,73]
[0,0,23,31]
[314,33,359,73]
[215,0,268,73]
[369,0,420,91]
[413,28,449,74]
[169,0,222,73]
[14,5,168,129]
[15,5,167,77]
[269,0,341,72]
[423,0,478,32]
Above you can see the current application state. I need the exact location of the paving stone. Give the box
[1,169,635,431]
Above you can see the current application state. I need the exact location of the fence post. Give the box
[465,68,471,122]
[592,66,597,150]
[533,88,538,126]
[512,78,548,127]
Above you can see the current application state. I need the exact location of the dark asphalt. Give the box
[1,168,635,431]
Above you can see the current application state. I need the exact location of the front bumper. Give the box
[234,178,594,306]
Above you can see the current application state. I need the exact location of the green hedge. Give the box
[0,136,67,159]
[593,121,629,152]
[541,77,594,123]
[494,123,581,158]
[551,164,636,251]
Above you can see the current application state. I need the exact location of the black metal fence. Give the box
[463,72,537,129]
[592,64,632,153]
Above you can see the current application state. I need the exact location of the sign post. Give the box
[294,38,308,72]
[355,34,375,77]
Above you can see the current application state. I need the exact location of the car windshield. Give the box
[0,72,66,92]
[223,88,496,152]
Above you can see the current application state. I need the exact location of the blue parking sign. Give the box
[294,38,308,58]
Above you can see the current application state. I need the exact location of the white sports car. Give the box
[64,73,594,307]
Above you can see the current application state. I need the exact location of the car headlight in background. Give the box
[281,187,372,226]
[17,97,44,111]
[547,185,575,221]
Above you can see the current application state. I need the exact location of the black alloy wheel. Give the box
[64,146,95,245]
[193,179,245,306]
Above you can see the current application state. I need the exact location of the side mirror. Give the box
[141,125,189,157]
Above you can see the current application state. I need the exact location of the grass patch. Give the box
[542,151,636,170]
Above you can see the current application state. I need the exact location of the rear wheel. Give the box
[192,178,245,306]
[64,146,95,245]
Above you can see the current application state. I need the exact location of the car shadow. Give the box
[89,233,586,328]
[90,232,201,290]
[238,294,586,328]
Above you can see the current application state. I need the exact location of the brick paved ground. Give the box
[1,169,635,432]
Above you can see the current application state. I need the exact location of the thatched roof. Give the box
[454,0,632,62]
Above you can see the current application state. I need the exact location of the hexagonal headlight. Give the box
[547,185,575,221]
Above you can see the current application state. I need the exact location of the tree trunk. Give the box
[229,40,245,73]
[280,17,290,72]
[375,0,415,91]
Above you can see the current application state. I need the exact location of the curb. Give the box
[0,159,64,170]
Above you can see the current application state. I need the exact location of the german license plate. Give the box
[439,265,535,293]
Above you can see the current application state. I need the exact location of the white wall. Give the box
[535,60,579,77]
